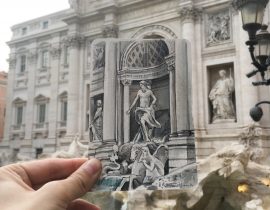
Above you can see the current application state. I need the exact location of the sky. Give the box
[0,0,70,72]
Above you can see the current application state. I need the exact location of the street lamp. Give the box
[247,25,270,85]
[233,0,270,122]
[233,0,269,40]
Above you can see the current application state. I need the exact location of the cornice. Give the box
[95,1,119,14]
[7,26,68,47]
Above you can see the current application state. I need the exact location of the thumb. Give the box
[41,158,102,204]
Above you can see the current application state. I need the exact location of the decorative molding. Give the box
[59,71,69,83]
[179,7,202,22]
[102,25,118,38]
[131,25,177,39]
[121,79,132,86]
[50,46,62,59]
[8,54,17,69]
[165,53,175,72]
[15,78,28,89]
[27,50,38,64]
[36,74,51,86]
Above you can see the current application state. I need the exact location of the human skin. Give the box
[0,158,102,210]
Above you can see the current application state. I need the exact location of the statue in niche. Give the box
[127,80,161,142]
[89,99,103,141]
[209,69,235,123]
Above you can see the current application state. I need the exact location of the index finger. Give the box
[9,158,88,187]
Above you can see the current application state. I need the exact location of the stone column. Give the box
[178,6,201,133]
[66,35,84,136]
[175,40,189,133]
[77,41,86,137]
[48,41,61,143]
[122,79,132,143]
[102,41,117,143]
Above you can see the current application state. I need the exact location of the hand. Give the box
[126,109,131,115]
[0,158,102,210]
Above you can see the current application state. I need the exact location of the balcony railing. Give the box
[57,121,67,128]
[10,124,25,140]
[11,124,25,131]
[34,122,48,130]
[12,124,23,130]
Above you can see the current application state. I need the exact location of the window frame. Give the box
[20,55,26,73]
[41,50,49,68]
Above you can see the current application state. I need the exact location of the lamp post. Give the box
[233,0,270,121]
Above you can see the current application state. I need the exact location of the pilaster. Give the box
[236,15,259,125]
[48,37,61,141]
[3,54,16,141]
[25,48,38,141]
[102,41,117,143]
[122,79,132,143]
[165,54,177,136]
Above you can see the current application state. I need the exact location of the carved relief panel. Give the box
[92,42,105,71]
[205,9,231,47]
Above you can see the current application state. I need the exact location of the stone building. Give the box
[0,71,7,142]
[1,0,270,159]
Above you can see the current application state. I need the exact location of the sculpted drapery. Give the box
[209,70,235,122]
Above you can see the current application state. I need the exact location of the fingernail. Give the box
[82,159,101,175]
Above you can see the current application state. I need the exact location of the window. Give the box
[42,21,48,29]
[22,27,27,35]
[41,50,49,68]
[35,148,43,158]
[37,103,46,124]
[16,106,23,125]
[64,46,70,66]
[59,92,68,127]
[20,55,26,73]
[61,101,68,124]
[13,98,25,128]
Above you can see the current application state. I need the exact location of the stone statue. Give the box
[69,0,79,11]
[39,133,88,158]
[140,146,166,184]
[90,99,103,142]
[209,69,235,123]
[127,80,161,142]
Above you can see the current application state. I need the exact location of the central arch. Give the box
[131,25,178,39]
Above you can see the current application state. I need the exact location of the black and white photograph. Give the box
[89,39,197,191]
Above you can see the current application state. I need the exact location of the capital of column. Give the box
[102,25,119,38]
[27,50,38,65]
[179,7,202,22]
[121,79,132,86]
[63,34,85,49]
[7,54,16,69]
[50,46,62,60]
